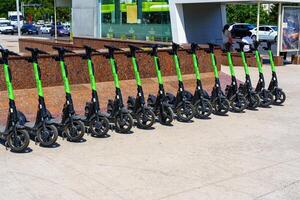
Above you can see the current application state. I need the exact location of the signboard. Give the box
[281,6,300,52]
[127,5,137,23]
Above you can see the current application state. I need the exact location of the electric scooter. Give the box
[236,42,261,110]
[82,45,110,137]
[103,45,134,133]
[52,47,86,142]
[24,47,58,147]
[166,42,195,122]
[0,48,30,152]
[263,41,286,105]
[186,43,213,118]
[205,43,230,115]
[223,43,248,112]
[252,41,274,107]
[126,45,156,129]
[146,44,174,125]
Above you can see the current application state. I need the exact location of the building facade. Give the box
[71,0,171,41]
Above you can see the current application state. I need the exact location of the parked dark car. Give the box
[229,23,256,38]
[50,25,70,37]
[21,24,38,35]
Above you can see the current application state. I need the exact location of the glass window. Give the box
[101,0,171,42]
[265,27,271,31]
[259,27,265,31]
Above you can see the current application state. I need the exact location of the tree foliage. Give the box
[0,0,70,22]
[226,4,277,25]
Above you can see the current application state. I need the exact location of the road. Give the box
[0,63,300,200]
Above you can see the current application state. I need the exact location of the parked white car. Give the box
[40,24,52,34]
[0,21,14,34]
[250,26,278,41]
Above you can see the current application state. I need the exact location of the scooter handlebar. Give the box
[0,48,20,57]
[25,47,49,55]
[263,41,274,51]
[104,45,123,52]
[83,45,97,53]
[253,40,261,51]
[52,46,75,54]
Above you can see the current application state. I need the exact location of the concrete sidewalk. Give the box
[0,64,300,200]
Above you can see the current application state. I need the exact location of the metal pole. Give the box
[137,0,142,24]
[54,0,57,40]
[256,2,260,41]
[16,0,21,38]
[277,3,282,56]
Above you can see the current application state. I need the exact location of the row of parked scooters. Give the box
[0,41,285,153]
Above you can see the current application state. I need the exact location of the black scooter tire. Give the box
[65,120,85,142]
[259,90,273,108]
[89,116,110,137]
[212,97,230,115]
[272,89,286,105]
[37,125,58,147]
[194,99,212,119]
[136,108,156,129]
[115,113,133,133]
[176,102,194,122]
[246,94,260,110]
[7,129,30,153]
[229,94,247,113]
[159,106,174,125]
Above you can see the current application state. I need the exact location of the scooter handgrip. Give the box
[25,47,35,52]
[128,44,142,51]
[37,49,49,55]
[83,45,97,53]
[8,51,20,57]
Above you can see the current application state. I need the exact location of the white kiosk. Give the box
[169,0,300,56]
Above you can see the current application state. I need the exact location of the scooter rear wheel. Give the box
[7,129,30,153]
[246,93,260,110]
[272,89,286,105]
[37,125,58,147]
[229,94,247,113]
[176,102,194,122]
[136,108,155,129]
[159,106,174,125]
[194,98,213,119]
[212,97,230,115]
[115,113,133,133]
[89,116,110,137]
[259,90,273,108]
[65,120,85,142]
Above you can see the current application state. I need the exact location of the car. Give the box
[21,24,39,35]
[229,23,256,38]
[0,22,14,35]
[40,24,52,34]
[250,26,278,41]
[50,25,70,37]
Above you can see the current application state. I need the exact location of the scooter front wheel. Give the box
[229,94,247,113]
[90,116,110,137]
[65,120,85,142]
[159,106,174,125]
[212,97,230,115]
[272,89,286,105]
[37,125,58,147]
[246,93,260,109]
[176,102,195,122]
[136,108,156,129]
[259,90,273,108]
[115,113,133,133]
[7,129,30,153]
[194,98,213,119]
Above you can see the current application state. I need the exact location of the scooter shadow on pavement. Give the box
[0,138,32,153]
